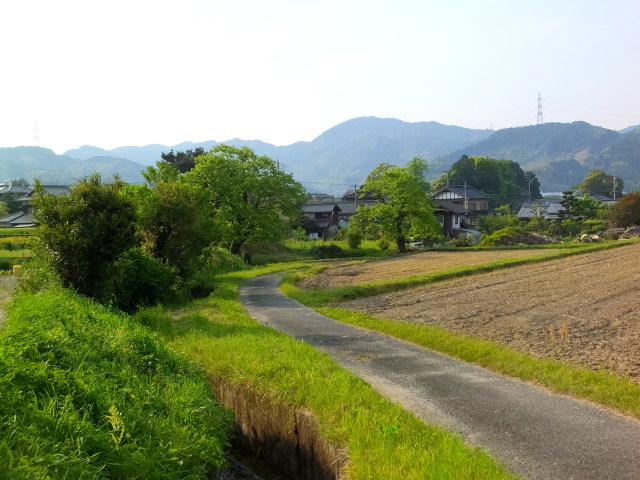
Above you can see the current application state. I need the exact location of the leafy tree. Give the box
[127,180,212,276]
[577,169,623,198]
[434,155,542,207]
[160,147,206,173]
[11,178,30,188]
[0,201,8,218]
[477,205,520,234]
[353,157,438,253]
[608,192,640,227]
[34,175,136,298]
[560,191,607,220]
[185,145,307,255]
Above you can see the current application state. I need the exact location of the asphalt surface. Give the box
[240,274,640,480]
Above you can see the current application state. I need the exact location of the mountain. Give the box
[7,117,640,195]
[0,147,145,185]
[64,117,493,194]
[433,122,640,191]
[619,125,640,134]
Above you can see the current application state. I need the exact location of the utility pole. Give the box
[525,172,534,204]
[353,184,358,210]
[536,92,544,125]
[612,176,618,200]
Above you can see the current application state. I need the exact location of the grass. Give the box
[0,287,232,479]
[280,241,640,420]
[154,265,518,480]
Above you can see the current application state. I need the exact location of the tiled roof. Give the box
[433,185,489,199]
[302,204,341,214]
[517,202,564,218]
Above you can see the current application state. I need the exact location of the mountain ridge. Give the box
[2,117,639,194]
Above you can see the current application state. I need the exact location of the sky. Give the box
[1,0,639,154]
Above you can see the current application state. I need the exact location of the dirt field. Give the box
[326,244,640,382]
[300,249,563,289]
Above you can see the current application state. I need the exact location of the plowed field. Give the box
[300,249,562,289]
[332,244,640,381]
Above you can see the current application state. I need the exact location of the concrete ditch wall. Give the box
[210,376,349,480]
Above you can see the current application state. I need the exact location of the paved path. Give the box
[240,275,640,480]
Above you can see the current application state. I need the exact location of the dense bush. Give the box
[608,192,640,228]
[35,175,136,299]
[105,247,178,312]
[346,228,363,249]
[0,288,231,478]
[309,244,344,259]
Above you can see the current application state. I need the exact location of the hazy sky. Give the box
[1,0,638,154]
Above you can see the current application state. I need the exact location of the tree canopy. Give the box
[608,192,640,228]
[184,145,306,254]
[160,147,206,173]
[577,169,623,198]
[434,155,542,208]
[353,157,438,253]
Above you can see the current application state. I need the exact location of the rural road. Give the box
[240,274,640,480]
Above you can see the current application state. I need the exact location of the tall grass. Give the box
[158,267,518,480]
[0,287,232,479]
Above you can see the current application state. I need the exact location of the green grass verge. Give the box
[280,242,640,420]
[157,266,518,480]
[0,287,232,479]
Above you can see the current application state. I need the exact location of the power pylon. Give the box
[536,93,544,125]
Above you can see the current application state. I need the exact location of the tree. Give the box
[127,180,212,275]
[560,191,607,220]
[577,170,623,198]
[34,175,136,298]
[608,193,640,228]
[160,148,206,173]
[185,145,307,255]
[434,155,542,208]
[353,157,438,253]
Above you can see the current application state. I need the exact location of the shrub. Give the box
[105,248,178,312]
[450,233,475,247]
[0,258,13,271]
[608,192,640,228]
[35,175,136,299]
[346,228,363,249]
[378,237,390,251]
[309,244,344,259]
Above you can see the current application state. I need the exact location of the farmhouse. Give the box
[432,184,489,236]
[0,185,70,228]
[300,203,342,240]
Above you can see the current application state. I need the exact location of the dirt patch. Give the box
[333,245,640,382]
[300,249,562,289]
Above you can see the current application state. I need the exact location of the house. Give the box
[517,202,564,220]
[300,203,342,239]
[431,184,490,236]
[0,185,70,228]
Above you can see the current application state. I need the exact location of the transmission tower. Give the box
[536,93,544,125]
[35,120,40,146]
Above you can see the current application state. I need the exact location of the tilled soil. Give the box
[300,248,562,289]
[333,244,640,382]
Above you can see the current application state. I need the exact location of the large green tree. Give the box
[185,145,306,254]
[434,155,542,207]
[353,157,438,253]
[577,169,623,198]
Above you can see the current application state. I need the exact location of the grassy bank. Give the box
[0,287,231,479]
[155,266,518,480]
[281,242,640,420]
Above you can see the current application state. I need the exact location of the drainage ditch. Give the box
[209,376,349,480]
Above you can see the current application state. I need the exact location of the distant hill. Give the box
[619,125,640,134]
[8,117,640,195]
[64,117,493,194]
[0,147,145,185]
[434,122,640,191]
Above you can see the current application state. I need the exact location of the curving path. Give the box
[240,274,640,480]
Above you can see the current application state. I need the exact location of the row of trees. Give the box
[34,145,306,310]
